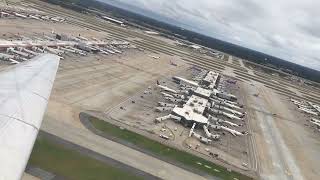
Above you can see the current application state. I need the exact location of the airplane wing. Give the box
[0,54,60,179]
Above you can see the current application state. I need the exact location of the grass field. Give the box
[28,135,144,180]
[89,116,253,180]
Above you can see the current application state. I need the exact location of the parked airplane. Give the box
[220,126,244,136]
[310,119,320,129]
[40,15,50,21]
[29,15,41,20]
[0,53,14,61]
[104,48,115,54]
[149,55,160,59]
[161,92,174,98]
[13,12,27,18]
[66,46,87,56]
[0,52,20,64]
[32,46,46,53]
[299,107,318,116]
[209,116,239,127]
[170,61,178,66]
[44,46,63,56]
[19,48,39,56]
[158,85,177,94]
[222,111,243,120]
[59,47,76,53]
[99,49,109,55]
[110,47,122,53]
[51,16,65,22]
[9,59,20,64]
[209,123,243,136]
[311,118,320,123]
[7,48,30,58]
[0,12,10,17]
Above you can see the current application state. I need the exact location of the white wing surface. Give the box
[0,54,60,180]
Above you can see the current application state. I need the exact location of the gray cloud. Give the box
[298,20,320,39]
[102,0,320,70]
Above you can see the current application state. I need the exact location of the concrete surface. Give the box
[243,82,320,180]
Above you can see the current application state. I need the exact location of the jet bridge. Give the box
[203,125,220,140]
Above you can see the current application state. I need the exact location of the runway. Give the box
[243,82,320,180]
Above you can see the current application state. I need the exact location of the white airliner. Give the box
[0,54,60,179]
[13,12,27,18]
[161,92,174,98]
[9,59,20,64]
[157,85,177,94]
[220,126,243,136]
[149,55,160,59]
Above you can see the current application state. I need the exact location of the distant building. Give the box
[102,16,124,26]
[145,31,159,35]
[190,44,201,50]
[201,71,220,88]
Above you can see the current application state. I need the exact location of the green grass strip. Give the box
[28,136,143,180]
[90,116,253,180]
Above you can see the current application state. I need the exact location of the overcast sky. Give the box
[103,0,320,70]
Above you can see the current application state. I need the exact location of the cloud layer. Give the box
[103,0,320,70]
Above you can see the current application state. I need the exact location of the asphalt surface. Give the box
[40,116,210,180]
[27,131,160,180]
